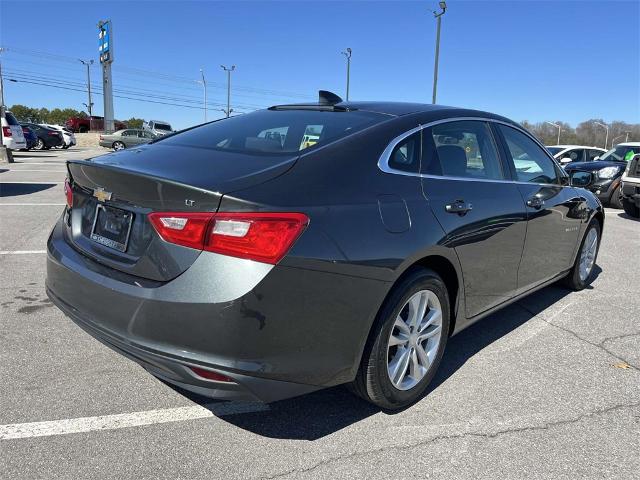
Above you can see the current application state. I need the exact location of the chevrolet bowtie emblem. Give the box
[93,187,112,203]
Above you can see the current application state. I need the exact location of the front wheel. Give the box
[609,184,623,209]
[563,219,601,290]
[622,198,640,218]
[350,269,450,410]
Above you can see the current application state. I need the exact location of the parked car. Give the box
[143,119,173,137]
[21,122,64,150]
[20,125,38,150]
[546,145,606,165]
[564,142,640,209]
[99,129,157,150]
[47,92,604,410]
[41,124,76,149]
[65,116,127,133]
[1,111,27,153]
[620,152,640,218]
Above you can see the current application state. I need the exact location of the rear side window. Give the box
[159,109,386,155]
[389,132,421,173]
[498,125,559,184]
[588,149,602,161]
[425,120,504,180]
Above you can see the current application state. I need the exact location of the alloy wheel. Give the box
[579,228,598,281]
[387,289,443,391]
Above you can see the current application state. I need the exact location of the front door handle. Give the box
[526,196,545,209]
[445,199,473,216]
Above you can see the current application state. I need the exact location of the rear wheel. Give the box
[112,141,125,151]
[563,219,600,290]
[622,198,640,218]
[35,138,45,150]
[609,184,623,209]
[350,269,450,410]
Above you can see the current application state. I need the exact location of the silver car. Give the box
[99,129,157,150]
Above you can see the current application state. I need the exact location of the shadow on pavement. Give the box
[617,212,639,222]
[0,183,57,197]
[172,278,595,440]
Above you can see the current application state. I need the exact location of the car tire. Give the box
[112,141,125,151]
[35,139,45,150]
[563,219,601,291]
[622,198,640,218]
[609,184,623,209]
[350,268,450,410]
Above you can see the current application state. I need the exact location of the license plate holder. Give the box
[90,204,134,253]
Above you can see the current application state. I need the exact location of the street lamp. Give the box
[220,65,235,118]
[197,68,207,122]
[610,134,625,147]
[341,48,352,101]
[594,121,609,149]
[625,131,631,142]
[431,1,447,104]
[545,121,561,144]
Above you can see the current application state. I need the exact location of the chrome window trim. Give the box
[377,116,567,187]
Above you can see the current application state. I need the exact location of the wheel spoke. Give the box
[389,331,409,347]
[418,324,442,342]
[394,316,410,334]
[409,348,425,383]
[389,347,411,386]
[408,292,428,330]
[415,344,430,370]
[418,308,441,334]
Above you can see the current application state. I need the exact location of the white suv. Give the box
[546,145,607,165]
[1,111,27,152]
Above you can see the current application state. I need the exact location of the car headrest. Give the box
[437,145,467,177]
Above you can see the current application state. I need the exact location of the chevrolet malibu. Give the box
[46,92,604,409]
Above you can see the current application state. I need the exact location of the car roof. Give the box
[618,142,640,146]
[546,145,605,149]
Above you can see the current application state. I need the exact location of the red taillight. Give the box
[2,126,12,137]
[147,212,309,265]
[64,178,73,208]
[48,131,59,136]
[188,366,234,383]
[22,127,29,134]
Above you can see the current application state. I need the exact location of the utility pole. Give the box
[341,48,352,101]
[0,47,12,163]
[98,20,115,133]
[220,65,235,118]
[545,121,561,144]
[625,131,631,142]
[594,121,609,149]
[198,69,207,122]
[79,59,94,130]
[431,1,447,104]
[610,134,625,147]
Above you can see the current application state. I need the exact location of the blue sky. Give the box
[1,0,638,129]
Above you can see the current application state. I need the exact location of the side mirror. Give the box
[569,171,593,187]
[593,156,600,161]
[560,157,572,164]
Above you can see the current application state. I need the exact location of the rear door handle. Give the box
[526,196,544,209]
[445,200,473,216]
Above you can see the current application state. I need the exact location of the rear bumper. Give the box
[46,215,388,402]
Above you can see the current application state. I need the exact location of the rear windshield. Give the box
[154,123,171,131]
[5,112,20,126]
[158,109,387,154]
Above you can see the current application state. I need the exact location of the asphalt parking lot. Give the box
[1,147,639,479]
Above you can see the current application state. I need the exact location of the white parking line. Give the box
[0,203,65,206]
[0,250,47,255]
[2,169,66,173]
[0,403,270,440]
[0,181,63,184]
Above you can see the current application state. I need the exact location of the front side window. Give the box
[159,109,386,155]
[498,125,560,184]
[426,121,504,180]
[599,145,640,162]
[565,149,585,162]
[588,149,603,161]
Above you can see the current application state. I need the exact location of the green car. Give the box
[99,129,158,151]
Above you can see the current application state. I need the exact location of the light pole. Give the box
[625,131,631,142]
[0,47,11,163]
[341,48,352,101]
[594,121,609,149]
[610,134,625,147]
[220,65,235,118]
[79,59,94,130]
[197,68,207,122]
[545,121,561,144]
[431,1,447,104]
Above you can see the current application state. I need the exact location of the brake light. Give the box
[64,178,73,208]
[2,126,12,137]
[148,212,309,264]
[48,131,59,136]
[22,127,28,134]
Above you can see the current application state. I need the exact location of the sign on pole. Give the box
[98,20,115,133]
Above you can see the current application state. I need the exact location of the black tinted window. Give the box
[5,112,20,126]
[499,125,559,184]
[588,150,602,161]
[389,132,421,173]
[427,121,504,180]
[565,149,584,162]
[159,109,386,155]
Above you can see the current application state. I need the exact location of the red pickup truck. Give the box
[65,116,127,133]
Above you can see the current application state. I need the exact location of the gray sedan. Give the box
[99,129,157,150]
